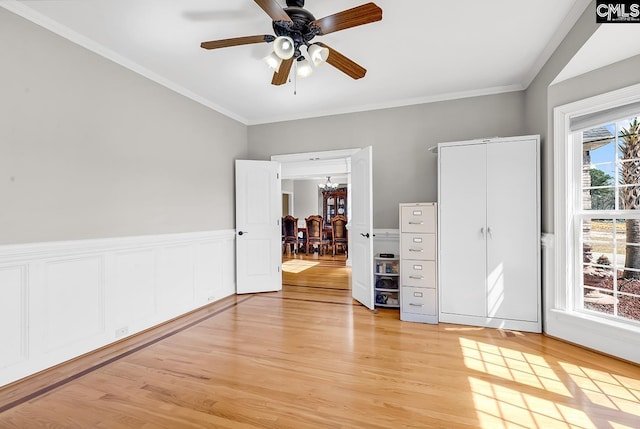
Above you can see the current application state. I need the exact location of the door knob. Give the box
[360,233,370,238]
[238,231,247,236]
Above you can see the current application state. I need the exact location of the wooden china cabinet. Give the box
[322,188,347,228]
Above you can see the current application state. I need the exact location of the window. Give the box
[578,117,640,324]
[553,83,640,361]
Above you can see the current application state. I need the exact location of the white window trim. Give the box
[552,83,640,364]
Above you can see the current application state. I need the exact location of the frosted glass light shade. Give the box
[308,44,329,66]
[273,36,295,60]
[296,57,313,78]
[263,52,282,72]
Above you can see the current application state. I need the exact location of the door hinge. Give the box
[278,266,281,273]
[277,173,280,179]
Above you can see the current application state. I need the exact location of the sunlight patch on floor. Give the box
[459,337,565,393]
[461,337,640,428]
[282,260,319,273]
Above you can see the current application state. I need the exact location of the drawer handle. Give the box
[409,275,424,279]
[409,303,424,307]
[409,221,424,225]
[409,248,424,252]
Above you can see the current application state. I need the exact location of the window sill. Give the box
[549,308,640,335]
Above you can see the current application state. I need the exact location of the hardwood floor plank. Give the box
[1,258,639,428]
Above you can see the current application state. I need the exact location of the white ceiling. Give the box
[2,0,597,125]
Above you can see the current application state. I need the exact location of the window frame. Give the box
[554,82,640,330]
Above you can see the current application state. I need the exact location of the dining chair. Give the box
[305,215,330,255]
[330,215,348,256]
[282,215,299,254]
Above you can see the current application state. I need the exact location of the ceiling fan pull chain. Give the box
[293,61,297,95]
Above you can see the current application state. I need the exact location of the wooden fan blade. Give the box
[316,43,366,80]
[254,0,292,22]
[311,2,382,35]
[272,58,294,86]
[200,35,274,50]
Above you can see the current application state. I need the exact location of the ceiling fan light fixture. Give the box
[308,44,329,66]
[273,36,295,60]
[296,56,313,78]
[263,52,282,72]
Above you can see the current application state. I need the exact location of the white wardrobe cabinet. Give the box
[437,135,541,333]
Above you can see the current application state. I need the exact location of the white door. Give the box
[486,139,539,321]
[235,160,282,294]
[438,143,487,317]
[350,147,374,309]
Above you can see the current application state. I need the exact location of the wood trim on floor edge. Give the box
[0,294,252,413]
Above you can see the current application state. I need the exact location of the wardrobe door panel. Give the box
[439,143,487,317]
[486,139,539,322]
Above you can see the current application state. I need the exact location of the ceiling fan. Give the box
[200,0,383,85]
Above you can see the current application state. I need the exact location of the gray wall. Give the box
[0,9,247,244]
[524,1,599,232]
[5,1,629,244]
[550,53,640,118]
[293,179,323,227]
[248,92,527,228]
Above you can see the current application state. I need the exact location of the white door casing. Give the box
[350,147,374,309]
[235,160,282,294]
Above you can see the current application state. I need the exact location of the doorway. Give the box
[273,149,359,293]
[281,176,350,292]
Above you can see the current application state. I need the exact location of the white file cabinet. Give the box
[399,203,438,324]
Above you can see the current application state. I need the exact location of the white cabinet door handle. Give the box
[409,303,424,307]
[409,221,424,225]
[409,248,424,252]
[487,227,493,239]
[409,275,424,279]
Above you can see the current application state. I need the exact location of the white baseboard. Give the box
[0,230,236,386]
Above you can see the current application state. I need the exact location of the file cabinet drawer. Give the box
[401,287,437,316]
[401,260,436,287]
[400,204,436,233]
[400,233,436,260]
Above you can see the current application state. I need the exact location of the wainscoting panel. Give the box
[111,249,156,332]
[0,266,27,370]
[42,256,105,353]
[195,241,223,303]
[157,244,195,317]
[0,230,236,387]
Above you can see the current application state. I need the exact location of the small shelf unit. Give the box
[374,255,400,308]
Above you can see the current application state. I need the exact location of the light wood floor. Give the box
[1,255,639,428]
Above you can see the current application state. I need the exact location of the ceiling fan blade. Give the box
[254,0,292,22]
[200,35,274,50]
[316,43,366,80]
[311,2,382,35]
[272,58,294,86]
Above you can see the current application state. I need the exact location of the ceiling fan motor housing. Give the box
[286,0,305,7]
[273,6,318,58]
